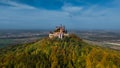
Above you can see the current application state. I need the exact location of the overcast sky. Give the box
[0,0,120,30]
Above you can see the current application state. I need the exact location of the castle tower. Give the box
[49,25,69,39]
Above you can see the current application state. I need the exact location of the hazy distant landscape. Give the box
[76,30,120,50]
[0,30,48,48]
[0,30,120,50]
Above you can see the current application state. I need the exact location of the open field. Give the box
[75,30,120,50]
[0,30,48,48]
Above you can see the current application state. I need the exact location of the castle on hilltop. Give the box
[49,25,69,39]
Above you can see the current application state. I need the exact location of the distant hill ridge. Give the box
[0,34,120,68]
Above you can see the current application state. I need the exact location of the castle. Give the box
[49,25,69,39]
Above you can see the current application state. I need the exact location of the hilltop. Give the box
[0,34,120,68]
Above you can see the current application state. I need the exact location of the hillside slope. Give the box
[0,34,120,68]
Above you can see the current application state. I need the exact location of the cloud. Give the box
[0,0,36,9]
[62,5,83,13]
[0,7,73,29]
[61,3,84,17]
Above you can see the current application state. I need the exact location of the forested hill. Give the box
[0,34,120,68]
